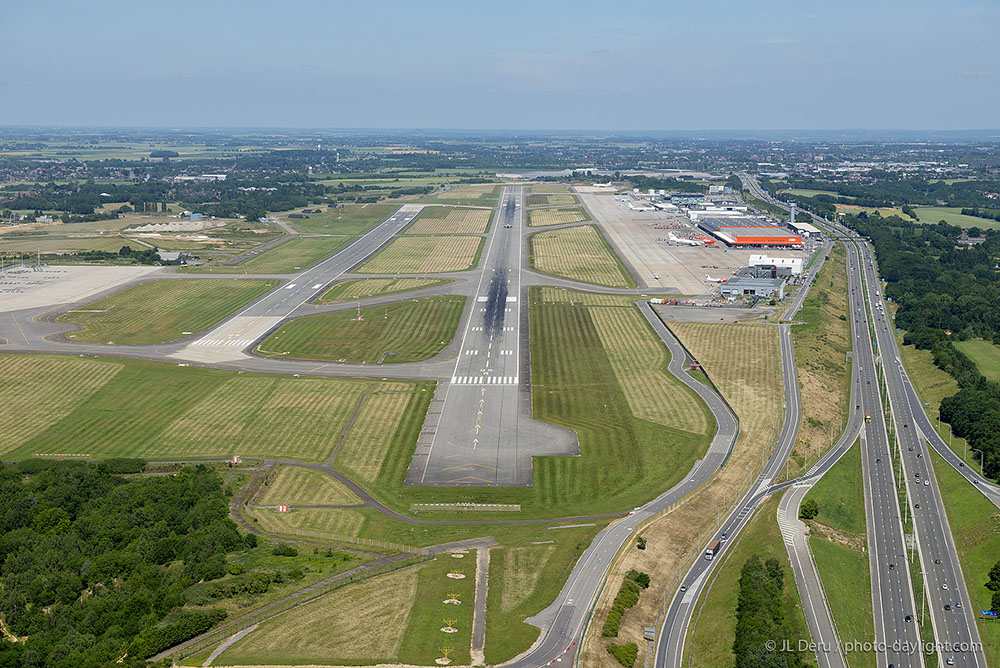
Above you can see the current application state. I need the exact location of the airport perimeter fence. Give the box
[168,553,430,663]
[252,511,432,556]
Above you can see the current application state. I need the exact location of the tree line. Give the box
[845,212,1000,478]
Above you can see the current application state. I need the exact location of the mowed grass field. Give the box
[416,184,501,206]
[929,447,1000,666]
[284,203,400,235]
[527,184,573,193]
[256,295,465,363]
[357,235,483,274]
[57,278,275,344]
[316,277,451,304]
[955,339,1000,383]
[913,205,1000,228]
[404,206,492,234]
[526,193,577,207]
[187,236,353,274]
[527,207,590,227]
[0,354,432,464]
[529,225,635,287]
[526,291,713,514]
[257,466,362,506]
[218,555,477,666]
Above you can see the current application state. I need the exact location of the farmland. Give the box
[913,205,1000,228]
[0,355,428,464]
[404,206,492,234]
[529,224,635,287]
[57,278,275,344]
[316,277,451,304]
[955,339,1000,383]
[186,236,353,274]
[257,466,362,506]
[526,193,577,207]
[283,203,400,235]
[527,206,590,227]
[357,235,483,274]
[256,295,465,363]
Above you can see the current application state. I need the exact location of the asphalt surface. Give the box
[741,174,989,668]
[410,186,575,487]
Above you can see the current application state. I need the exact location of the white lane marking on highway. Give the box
[285,284,296,289]
[311,283,321,289]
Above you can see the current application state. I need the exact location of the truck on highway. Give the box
[705,539,721,560]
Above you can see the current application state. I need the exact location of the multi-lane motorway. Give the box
[741,173,989,668]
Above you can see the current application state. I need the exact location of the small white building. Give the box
[748,254,802,276]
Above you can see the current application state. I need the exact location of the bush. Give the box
[272,543,298,557]
[227,562,246,576]
[601,571,650,637]
[129,609,226,659]
[96,458,146,474]
[243,533,258,549]
[626,570,650,589]
[799,499,819,520]
[607,642,638,668]
[636,536,646,550]
[287,568,304,581]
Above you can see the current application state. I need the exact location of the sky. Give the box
[3,0,999,130]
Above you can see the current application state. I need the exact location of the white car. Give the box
[942,583,949,590]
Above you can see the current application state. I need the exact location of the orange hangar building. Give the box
[696,216,802,248]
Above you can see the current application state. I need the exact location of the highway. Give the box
[653,239,841,668]
[742,173,988,667]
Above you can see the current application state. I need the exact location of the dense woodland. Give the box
[0,460,255,668]
[844,212,1000,478]
[733,556,805,668]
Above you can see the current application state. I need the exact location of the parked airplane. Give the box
[668,232,704,246]
[705,275,727,283]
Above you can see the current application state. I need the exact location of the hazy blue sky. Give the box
[4,0,998,129]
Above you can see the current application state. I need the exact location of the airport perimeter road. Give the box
[171,206,423,363]
[655,321,802,668]
[410,186,574,486]
[497,305,738,668]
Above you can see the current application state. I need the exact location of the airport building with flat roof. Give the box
[749,254,802,276]
[696,216,802,247]
[720,277,786,300]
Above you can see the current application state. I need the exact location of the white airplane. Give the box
[705,275,726,283]
[628,203,654,212]
[668,232,704,246]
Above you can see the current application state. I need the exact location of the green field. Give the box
[284,203,400,235]
[415,184,502,206]
[929,447,1000,666]
[57,278,275,344]
[913,206,1000,229]
[186,236,353,274]
[256,295,465,363]
[357,235,483,274]
[805,439,866,536]
[810,539,874,668]
[687,496,814,667]
[257,466,362,506]
[954,339,1000,382]
[527,206,590,227]
[529,225,635,287]
[526,193,577,207]
[316,277,451,304]
[0,355,429,463]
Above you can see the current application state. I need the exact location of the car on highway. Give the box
[680,585,687,593]
[942,583,949,590]
[924,480,929,486]
[935,558,941,564]
[957,601,962,608]
[945,603,952,610]
[915,503,920,508]
[905,615,912,622]
[504,223,512,228]
[947,657,955,666]
[889,563,895,570]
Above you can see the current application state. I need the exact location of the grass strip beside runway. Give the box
[529,225,635,287]
[58,278,276,344]
[256,295,465,364]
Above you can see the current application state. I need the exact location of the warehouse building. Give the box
[787,220,823,238]
[720,277,785,300]
[749,254,802,277]
[697,216,802,247]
